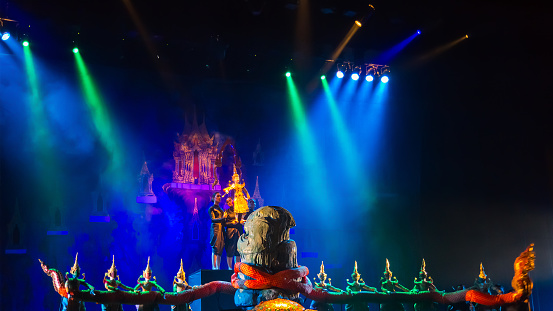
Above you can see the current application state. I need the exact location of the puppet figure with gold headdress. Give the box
[134,257,166,311]
[39,253,95,311]
[172,259,192,311]
[101,255,134,311]
[412,259,439,311]
[223,165,250,223]
[345,261,376,311]
[311,261,344,311]
[380,259,409,311]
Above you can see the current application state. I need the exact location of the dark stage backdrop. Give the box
[1,31,553,310]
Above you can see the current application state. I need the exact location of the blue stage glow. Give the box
[351,73,360,81]
[417,30,421,35]
[1,32,10,41]
[366,75,374,82]
[376,31,420,64]
[381,75,389,83]
[336,70,344,79]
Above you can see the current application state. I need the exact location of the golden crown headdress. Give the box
[176,258,186,280]
[106,255,117,278]
[384,258,393,278]
[352,261,361,282]
[420,259,427,275]
[143,256,152,275]
[479,262,487,279]
[317,261,327,285]
[70,253,80,275]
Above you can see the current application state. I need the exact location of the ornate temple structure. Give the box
[170,115,220,191]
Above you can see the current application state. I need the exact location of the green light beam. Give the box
[74,52,127,184]
[286,75,332,206]
[23,45,62,203]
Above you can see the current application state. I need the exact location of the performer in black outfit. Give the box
[224,197,243,270]
[209,192,226,270]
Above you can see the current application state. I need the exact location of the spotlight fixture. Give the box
[365,63,390,83]
[351,66,362,81]
[336,62,352,79]
[0,17,18,41]
[285,72,291,77]
[417,30,421,35]
[73,47,79,54]
[321,75,326,80]
[22,40,29,47]
[380,66,390,83]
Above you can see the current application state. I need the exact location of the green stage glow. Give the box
[23,44,61,202]
[285,75,332,206]
[74,52,126,183]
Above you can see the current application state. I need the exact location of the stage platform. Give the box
[189,269,239,311]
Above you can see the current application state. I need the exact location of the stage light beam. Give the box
[74,52,128,186]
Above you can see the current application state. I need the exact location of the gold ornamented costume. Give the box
[223,166,250,214]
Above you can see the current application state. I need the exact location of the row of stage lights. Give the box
[335,62,390,83]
